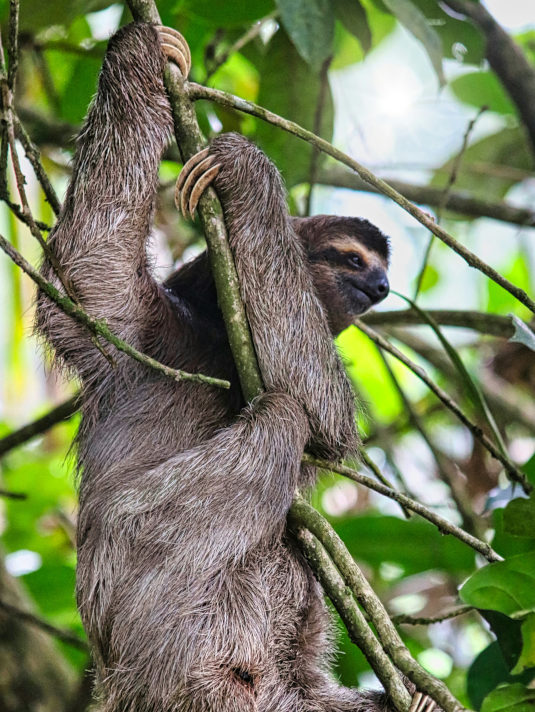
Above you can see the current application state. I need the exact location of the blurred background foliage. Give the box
[0,0,534,711]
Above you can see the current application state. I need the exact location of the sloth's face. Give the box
[292,215,390,336]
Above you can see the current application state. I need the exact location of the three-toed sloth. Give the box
[37,22,401,712]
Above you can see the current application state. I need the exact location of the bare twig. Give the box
[0,232,230,390]
[354,319,531,494]
[0,599,88,651]
[205,10,278,81]
[0,488,26,499]
[392,606,474,626]
[316,166,535,226]
[0,396,79,458]
[303,454,502,563]
[362,309,516,338]
[414,108,486,299]
[189,83,535,313]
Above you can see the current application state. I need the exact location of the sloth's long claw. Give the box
[410,692,435,712]
[188,164,221,218]
[156,25,191,77]
[175,149,210,196]
[175,149,221,219]
[410,692,423,712]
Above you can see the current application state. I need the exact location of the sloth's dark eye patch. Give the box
[348,253,364,269]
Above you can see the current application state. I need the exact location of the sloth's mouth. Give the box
[347,283,373,313]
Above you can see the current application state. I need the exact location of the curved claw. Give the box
[410,692,435,712]
[156,25,191,77]
[175,149,221,219]
[188,164,221,218]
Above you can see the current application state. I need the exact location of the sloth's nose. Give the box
[370,274,390,302]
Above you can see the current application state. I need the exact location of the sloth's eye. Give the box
[348,254,363,268]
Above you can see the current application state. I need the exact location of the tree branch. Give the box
[291,525,413,712]
[0,396,79,458]
[316,165,535,227]
[303,454,501,563]
[0,599,88,651]
[291,498,463,712]
[0,233,230,390]
[354,319,531,494]
[362,309,516,338]
[443,0,535,159]
[189,82,535,314]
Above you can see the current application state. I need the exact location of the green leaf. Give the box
[504,498,535,539]
[512,614,535,675]
[255,28,334,186]
[482,611,523,671]
[275,0,335,68]
[510,315,535,353]
[184,0,275,26]
[481,683,535,712]
[332,0,372,54]
[381,0,444,85]
[460,552,535,618]
[450,72,516,115]
[433,127,531,201]
[468,642,520,710]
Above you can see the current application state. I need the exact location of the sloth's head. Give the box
[292,215,391,336]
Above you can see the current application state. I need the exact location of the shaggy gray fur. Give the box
[37,22,394,712]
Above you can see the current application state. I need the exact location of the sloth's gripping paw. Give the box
[156,25,191,77]
[409,692,437,712]
[175,148,222,219]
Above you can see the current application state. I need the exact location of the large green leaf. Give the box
[468,642,521,711]
[382,0,444,85]
[450,72,516,115]
[255,28,334,186]
[460,552,535,618]
[275,0,335,68]
[433,127,532,201]
[504,497,535,539]
[182,0,275,26]
[481,683,535,712]
[402,0,484,64]
[332,0,372,55]
[512,614,535,675]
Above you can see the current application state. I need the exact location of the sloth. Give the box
[36,21,432,712]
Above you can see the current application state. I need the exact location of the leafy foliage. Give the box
[0,0,534,710]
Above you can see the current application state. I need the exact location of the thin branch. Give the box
[189,82,535,314]
[0,396,79,457]
[303,454,502,563]
[392,606,474,626]
[0,599,88,651]
[0,232,230,390]
[204,10,278,82]
[414,108,486,300]
[359,448,411,519]
[376,347,483,537]
[354,319,531,494]
[291,498,463,712]
[291,526,413,712]
[316,165,535,226]
[0,488,26,499]
[362,309,516,338]
[14,113,61,215]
